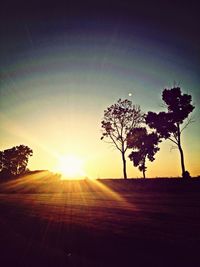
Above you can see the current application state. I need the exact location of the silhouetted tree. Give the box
[127,127,160,178]
[0,145,33,177]
[146,87,194,178]
[0,151,3,173]
[101,99,144,179]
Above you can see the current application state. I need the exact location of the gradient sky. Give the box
[0,1,199,178]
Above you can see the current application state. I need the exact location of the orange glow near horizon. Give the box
[0,92,199,179]
[54,155,86,179]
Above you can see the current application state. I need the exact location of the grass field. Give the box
[0,172,200,266]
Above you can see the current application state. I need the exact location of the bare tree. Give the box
[146,87,194,178]
[101,99,144,179]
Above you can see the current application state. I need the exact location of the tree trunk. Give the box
[178,145,186,178]
[142,169,146,179]
[177,124,186,178]
[142,158,146,178]
[122,152,127,179]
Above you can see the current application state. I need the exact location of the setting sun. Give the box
[0,1,199,267]
[55,155,86,179]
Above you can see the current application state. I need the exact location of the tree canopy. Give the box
[0,145,33,178]
[127,127,160,178]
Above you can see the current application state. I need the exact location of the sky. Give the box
[0,1,199,178]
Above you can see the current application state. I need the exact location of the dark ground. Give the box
[0,174,200,267]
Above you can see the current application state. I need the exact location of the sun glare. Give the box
[55,155,86,179]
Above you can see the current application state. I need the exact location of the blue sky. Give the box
[0,1,199,177]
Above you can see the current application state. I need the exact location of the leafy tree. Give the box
[0,145,33,177]
[146,87,194,178]
[101,99,144,179]
[127,127,160,178]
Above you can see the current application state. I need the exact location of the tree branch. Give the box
[172,132,178,142]
[181,116,195,133]
[168,137,178,145]
[170,145,178,152]
[109,133,122,152]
